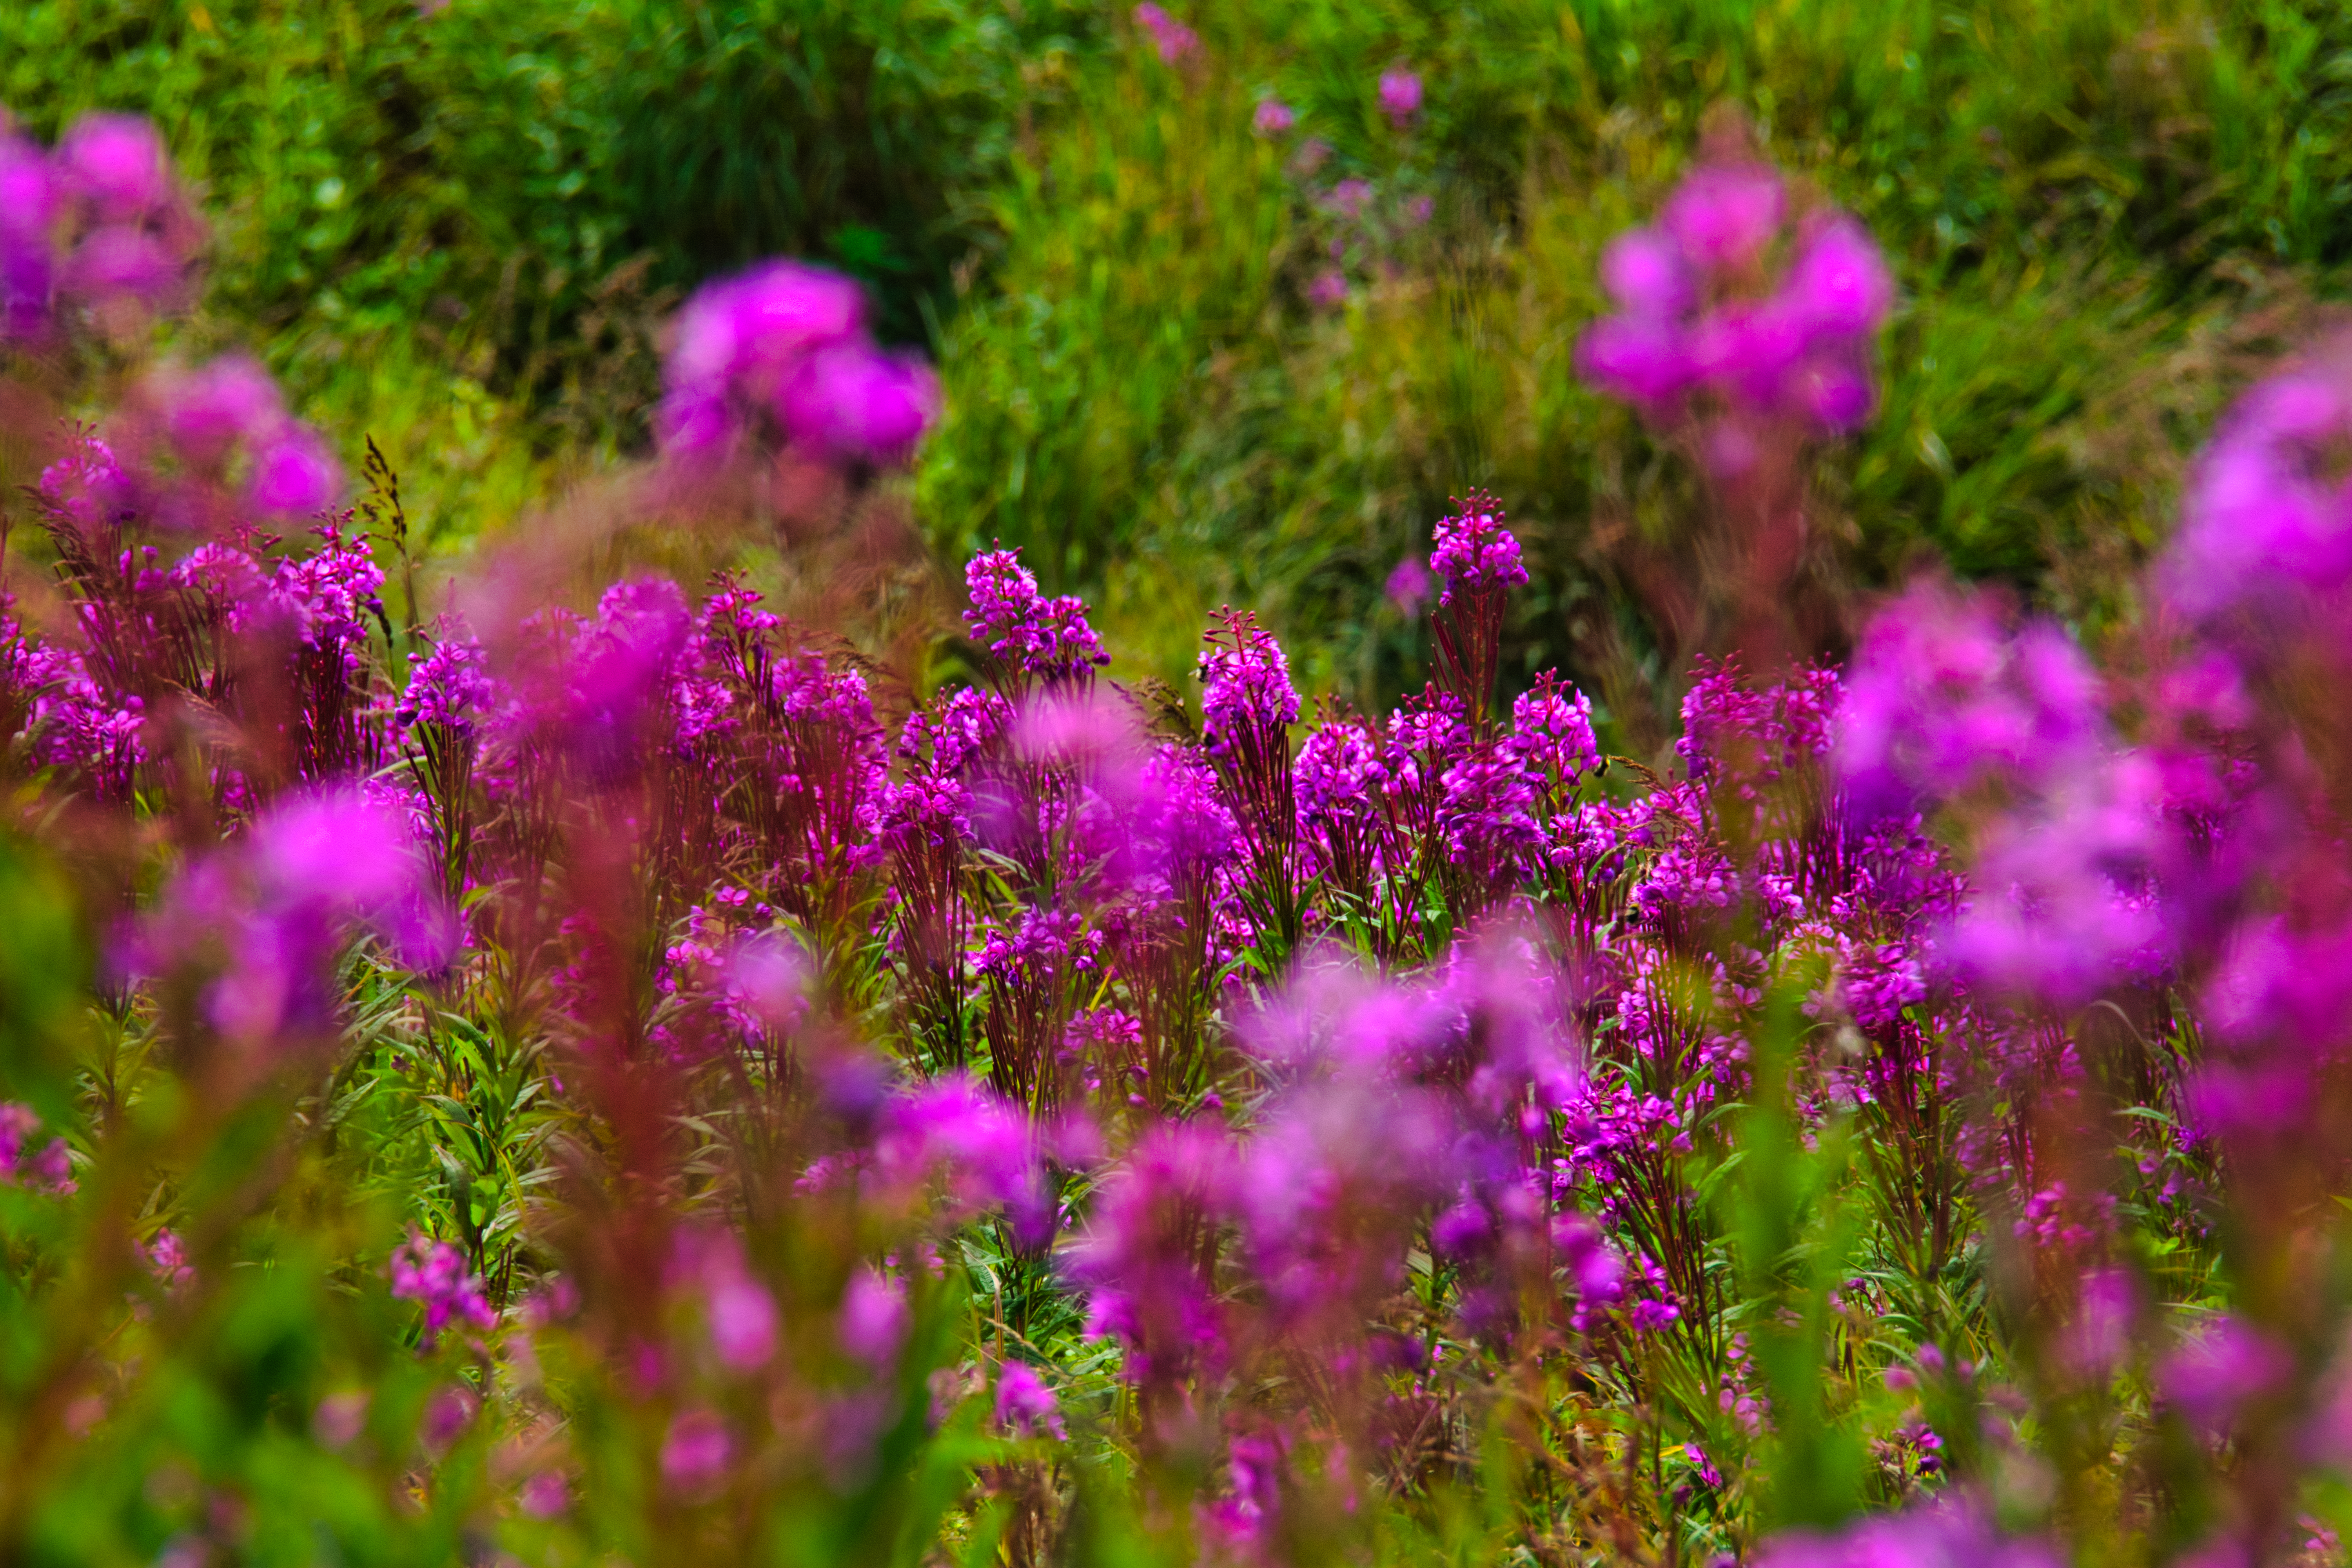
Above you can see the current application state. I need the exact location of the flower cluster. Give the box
[1579,151,1892,434]
[390,1232,497,1343]
[657,260,940,463]
[15,120,2352,1568]
[0,109,205,341]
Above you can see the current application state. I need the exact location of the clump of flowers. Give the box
[1578,141,1892,436]
[657,260,940,465]
[390,1233,495,1343]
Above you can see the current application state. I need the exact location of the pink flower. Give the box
[839,1266,909,1370]
[388,1232,495,1343]
[56,113,172,220]
[1386,555,1433,615]
[777,344,941,461]
[1377,69,1423,126]
[245,425,342,517]
[1252,98,1296,135]
[661,1409,732,1491]
[519,1471,568,1518]
[1132,3,1200,64]
[993,1361,1065,1439]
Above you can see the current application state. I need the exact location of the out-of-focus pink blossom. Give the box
[389,1232,495,1343]
[660,1409,731,1491]
[779,344,941,462]
[1252,98,1296,135]
[1377,69,1423,126]
[1132,3,1200,64]
[56,114,172,220]
[993,1361,1065,1439]
[0,1103,73,1194]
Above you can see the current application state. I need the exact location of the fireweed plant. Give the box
[4,101,2352,1568]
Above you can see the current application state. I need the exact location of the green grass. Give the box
[9,0,2352,712]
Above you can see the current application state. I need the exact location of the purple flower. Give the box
[388,1232,495,1343]
[55,114,172,221]
[876,1074,1053,1243]
[34,433,123,527]
[1660,161,1783,270]
[1599,226,1695,320]
[0,1104,73,1194]
[1755,1496,2062,1568]
[155,353,284,464]
[694,1236,779,1371]
[1377,69,1423,126]
[518,1472,568,1519]
[399,632,499,736]
[1429,496,1527,604]
[1132,3,1200,63]
[993,1361,1066,1439]
[1835,579,2103,819]
[1507,673,1600,782]
[144,1229,192,1290]
[1385,555,1432,615]
[838,1266,909,1370]
[962,547,1109,687]
[1305,268,1349,310]
[1785,216,1894,336]
[657,260,867,457]
[0,128,58,341]
[2160,1315,2293,1434]
[1198,609,1299,754]
[660,1409,732,1492]
[1252,98,1296,135]
[1326,178,1374,219]
[245,425,341,516]
[1577,312,1693,408]
[778,344,941,462]
[2158,352,2352,619]
[133,787,447,1045]
[1579,156,1890,435]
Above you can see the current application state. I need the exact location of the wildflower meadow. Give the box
[9,3,2352,1565]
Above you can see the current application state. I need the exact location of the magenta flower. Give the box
[245,425,341,516]
[156,353,283,464]
[1579,155,1891,434]
[388,1232,495,1343]
[144,1229,192,1292]
[993,1361,1065,1439]
[0,127,57,341]
[2160,1315,2294,1435]
[1305,268,1348,310]
[838,1266,909,1370]
[1252,98,1296,135]
[0,1104,73,1194]
[1377,69,1423,126]
[1132,3,1200,64]
[657,259,883,460]
[1198,609,1299,755]
[1660,161,1784,270]
[660,1409,732,1492]
[2159,352,2352,619]
[700,1250,779,1371]
[55,114,172,221]
[1385,555,1432,615]
[778,343,941,462]
[963,546,1110,690]
[1429,495,1528,604]
[518,1472,568,1519]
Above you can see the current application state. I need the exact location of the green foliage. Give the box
[599,0,1101,345]
[922,0,2352,706]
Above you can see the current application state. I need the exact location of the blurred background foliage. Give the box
[7,0,2352,712]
